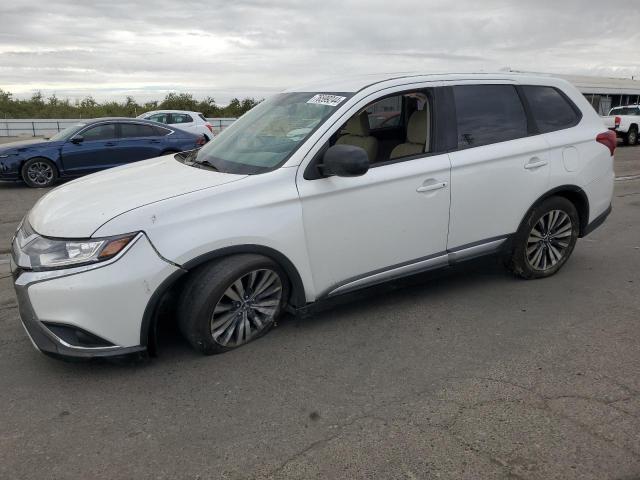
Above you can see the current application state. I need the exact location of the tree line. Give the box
[0,90,261,119]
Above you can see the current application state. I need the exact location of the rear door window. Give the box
[169,114,193,124]
[522,86,580,133]
[147,113,169,124]
[453,84,527,149]
[120,123,158,138]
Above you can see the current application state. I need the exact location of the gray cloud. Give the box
[0,0,638,103]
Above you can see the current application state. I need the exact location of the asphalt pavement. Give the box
[0,145,639,479]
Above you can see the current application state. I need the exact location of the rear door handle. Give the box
[416,180,448,193]
[524,158,548,170]
[104,142,116,147]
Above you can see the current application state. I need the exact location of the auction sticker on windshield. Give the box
[307,94,347,107]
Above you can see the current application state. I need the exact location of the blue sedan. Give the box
[0,118,205,187]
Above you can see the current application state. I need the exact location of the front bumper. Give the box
[0,159,20,180]
[11,234,181,359]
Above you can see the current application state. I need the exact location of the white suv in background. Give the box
[11,73,615,360]
[137,110,215,141]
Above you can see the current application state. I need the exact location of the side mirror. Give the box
[321,144,369,177]
[71,135,84,144]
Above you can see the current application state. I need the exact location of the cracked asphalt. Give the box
[0,146,639,479]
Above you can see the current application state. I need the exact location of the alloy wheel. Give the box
[526,210,573,271]
[210,269,282,347]
[27,162,54,186]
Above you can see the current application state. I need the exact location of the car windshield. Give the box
[49,123,87,141]
[184,92,350,174]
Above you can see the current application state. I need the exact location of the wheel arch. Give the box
[20,156,60,185]
[21,155,59,172]
[521,185,590,237]
[140,244,307,353]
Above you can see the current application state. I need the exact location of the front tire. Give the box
[21,157,58,188]
[625,126,638,146]
[177,254,289,355]
[506,197,580,279]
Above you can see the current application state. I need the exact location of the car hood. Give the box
[28,154,247,238]
[0,139,63,153]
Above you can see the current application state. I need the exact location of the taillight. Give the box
[196,135,206,146]
[596,130,617,156]
[615,116,621,127]
[205,123,214,133]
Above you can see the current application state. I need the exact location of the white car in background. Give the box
[11,73,615,361]
[137,110,215,141]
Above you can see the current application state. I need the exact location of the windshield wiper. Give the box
[193,159,220,171]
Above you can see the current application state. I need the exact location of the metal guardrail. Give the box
[1,118,237,137]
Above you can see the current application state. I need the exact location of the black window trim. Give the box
[304,87,447,180]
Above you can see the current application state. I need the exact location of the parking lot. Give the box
[0,146,639,479]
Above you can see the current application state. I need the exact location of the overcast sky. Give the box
[1,0,638,104]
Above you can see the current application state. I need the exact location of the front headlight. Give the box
[14,222,139,270]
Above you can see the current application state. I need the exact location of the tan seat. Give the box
[389,106,430,160]
[336,113,378,163]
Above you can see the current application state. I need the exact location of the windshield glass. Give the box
[49,123,87,141]
[186,92,350,174]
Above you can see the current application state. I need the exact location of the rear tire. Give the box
[177,254,289,355]
[506,196,580,279]
[21,157,58,188]
[625,126,638,146]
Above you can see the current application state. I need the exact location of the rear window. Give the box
[609,107,640,116]
[198,114,207,122]
[453,85,528,149]
[522,86,580,133]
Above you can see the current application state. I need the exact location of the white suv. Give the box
[137,110,215,141]
[11,73,615,360]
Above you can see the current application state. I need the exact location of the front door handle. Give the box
[524,158,548,170]
[416,181,448,193]
[104,142,116,147]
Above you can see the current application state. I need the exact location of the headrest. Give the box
[407,109,428,144]
[343,112,370,137]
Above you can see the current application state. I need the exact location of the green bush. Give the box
[0,89,260,119]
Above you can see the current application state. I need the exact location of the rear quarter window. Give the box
[522,86,581,133]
